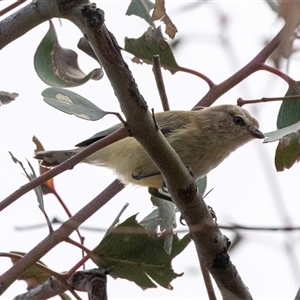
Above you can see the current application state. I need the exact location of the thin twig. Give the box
[65,238,94,259]
[237,95,300,106]
[33,222,299,233]
[200,260,217,300]
[179,66,215,89]
[152,55,170,111]
[195,26,284,107]
[0,252,63,280]
[67,255,90,276]
[260,64,300,94]
[0,0,27,17]
[0,179,125,293]
[51,188,86,254]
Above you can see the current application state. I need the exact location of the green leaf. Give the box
[8,251,51,289]
[126,0,155,25]
[145,178,206,254]
[263,0,279,13]
[140,208,160,233]
[124,26,180,74]
[42,87,108,121]
[8,152,55,229]
[275,132,300,171]
[196,176,207,197]
[277,85,300,129]
[275,83,300,171]
[3,251,70,299]
[105,203,130,237]
[149,197,176,255]
[264,121,300,143]
[92,215,190,290]
[9,152,45,212]
[34,21,103,87]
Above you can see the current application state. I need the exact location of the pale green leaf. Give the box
[42,87,107,121]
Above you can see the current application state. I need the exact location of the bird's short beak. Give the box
[250,128,265,139]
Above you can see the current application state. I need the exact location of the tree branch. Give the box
[0,1,59,50]
[194,27,283,108]
[64,2,252,299]
[0,1,253,298]
[0,179,124,295]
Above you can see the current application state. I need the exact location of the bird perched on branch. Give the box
[35,105,264,188]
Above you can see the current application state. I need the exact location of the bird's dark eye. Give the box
[233,116,245,126]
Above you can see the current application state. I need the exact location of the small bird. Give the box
[35,105,264,188]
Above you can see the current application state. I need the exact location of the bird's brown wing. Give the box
[75,123,123,147]
[155,111,192,136]
[75,111,191,147]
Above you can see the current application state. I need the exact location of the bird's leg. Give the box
[207,205,217,222]
[132,169,172,201]
[131,169,161,180]
[161,181,169,193]
[179,215,186,226]
[132,164,194,181]
[135,165,195,225]
[185,164,195,177]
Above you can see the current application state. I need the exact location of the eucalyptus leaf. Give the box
[277,84,300,129]
[42,87,107,121]
[196,176,207,197]
[140,208,160,233]
[9,152,45,212]
[275,83,300,171]
[34,21,103,88]
[264,122,300,143]
[150,196,176,255]
[126,0,155,25]
[263,0,279,13]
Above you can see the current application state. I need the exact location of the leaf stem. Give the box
[178,66,215,88]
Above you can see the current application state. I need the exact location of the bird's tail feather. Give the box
[34,149,78,168]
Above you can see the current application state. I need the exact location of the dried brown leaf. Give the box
[152,0,178,39]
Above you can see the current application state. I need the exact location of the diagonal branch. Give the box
[0,1,253,298]
[0,179,124,296]
[194,27,283,108]
[64,2,252,299]
[0,126,128,212]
